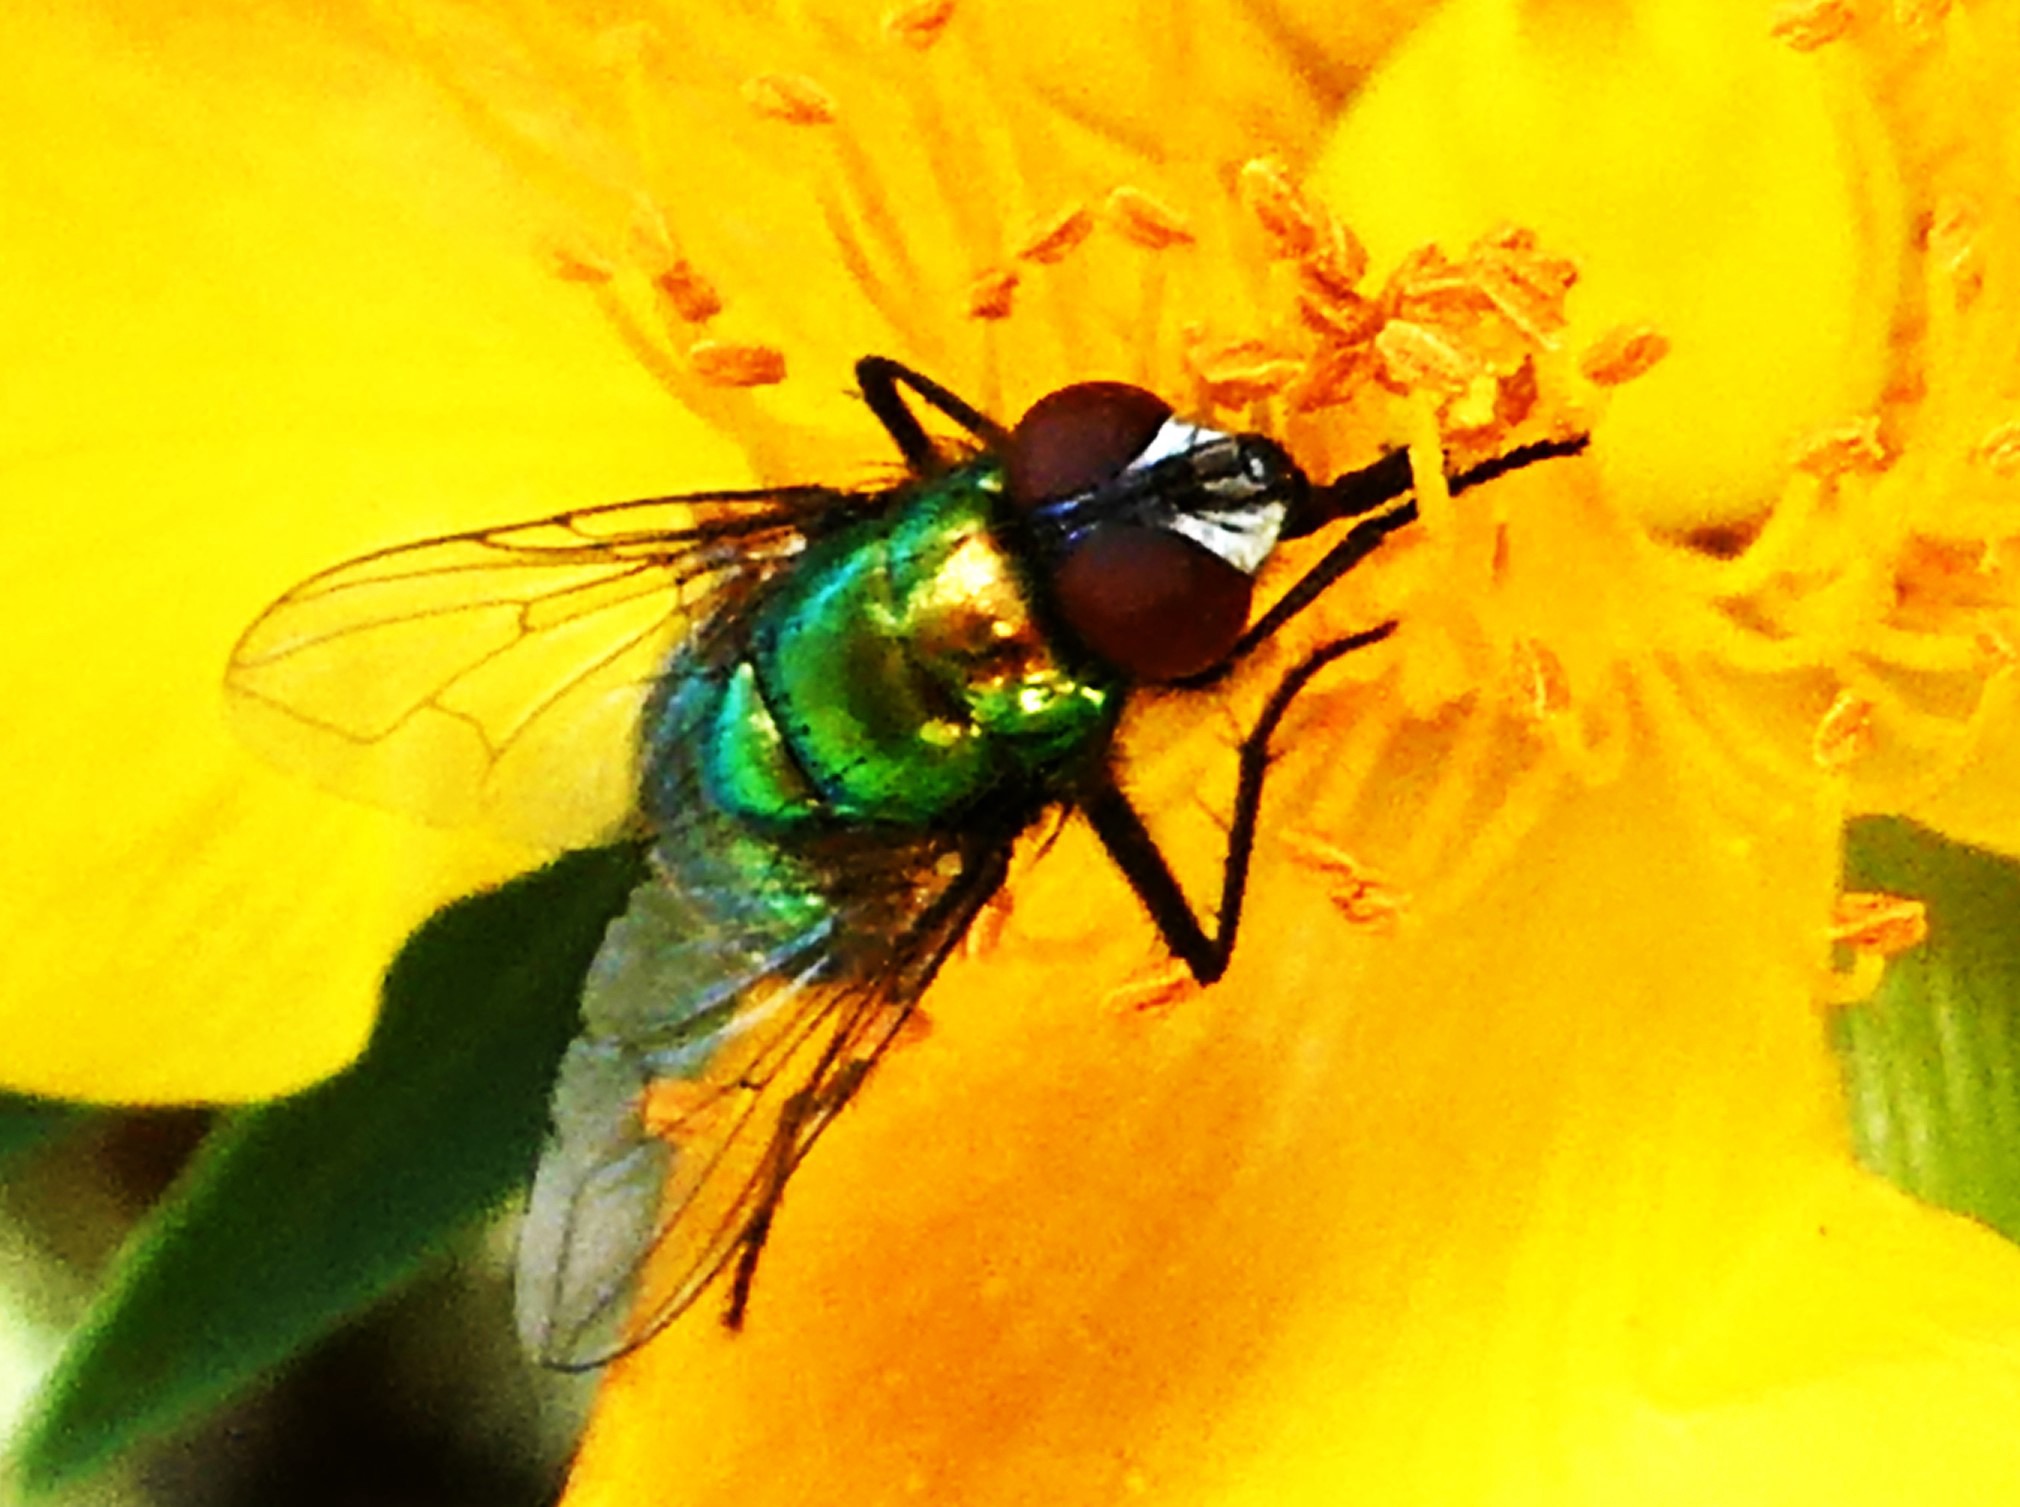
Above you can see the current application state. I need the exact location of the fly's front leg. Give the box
[1081,623,1398,986]
[855,356,1010,475]
[1180,433,1591,691]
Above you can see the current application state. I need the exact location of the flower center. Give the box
[387,0,2020,909]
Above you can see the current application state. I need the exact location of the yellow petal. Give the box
[1906,675,2020,855]
[562,706,2020,1503]
[1313,0,1904,535]
[0,2,741,1099]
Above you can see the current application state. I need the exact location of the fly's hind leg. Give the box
[1079,622,1399,989]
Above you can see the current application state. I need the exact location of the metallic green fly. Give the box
[226,357,1586,1368]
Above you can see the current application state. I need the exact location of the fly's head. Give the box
[1002,383,1311,683]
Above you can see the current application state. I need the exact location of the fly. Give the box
[226,356,1587,1368]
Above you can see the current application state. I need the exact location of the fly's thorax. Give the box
[885,465,1118,765]
[705,464,1115,833]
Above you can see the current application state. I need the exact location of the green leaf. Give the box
[1837,816,2020,1242]
[11,842,646,1496]
[0,1093,88,1168]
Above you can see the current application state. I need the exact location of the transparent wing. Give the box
[516,835,1009,1370]
[225,486,858,849]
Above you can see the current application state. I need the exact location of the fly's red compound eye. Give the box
[1005,380,1254,682]
[1050,525,1253,682]
[1004,381,1172,508]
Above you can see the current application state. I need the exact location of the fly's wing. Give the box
[516,835,1009,1370]
[225,486,860,850]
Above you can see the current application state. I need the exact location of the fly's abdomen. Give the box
[708,465,1117,832]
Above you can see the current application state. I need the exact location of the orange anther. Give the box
[882,0,956,48]
[1104,962,1194,1015]
[1280,832,1407,930]
[1187,336,1302,406]
[1106,187,1195,250]
[548,240,615,283]
[1770,0,1855,50]
[1813,689,1876,770]
[1829,892,1928,955]
[1971,420,2020,478]
[1580,325,1670,387]
[743,72,838,125]
[690,340,788,387]
[1015,203,1095,265]
[967,265,1019,320]
[1791,417,1889,478]
[1375,319,1480,393]
[1238,157,1320,259]
[655,260,723,323]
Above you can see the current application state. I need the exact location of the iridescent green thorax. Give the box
[701,460,1118,832]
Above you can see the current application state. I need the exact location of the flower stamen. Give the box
[1970,420,2020,477]
[742,71,840,126]
[1015,204,1095,266]
[1280,832,1408,930]
[1830,891,1930,955]
[1580,325,1671,387]
[1928,195,1985,310]
[655,261,725,324]
[1105,186,1197,251]
[1770,0,1857,51]
[689,340,788,387]
[548,239,616,284]
[881,0,957,49]
[1511,638,1572,719]
[1822,889,1930,1006]
[1813,688,1877,770]
[1791,417,1891,478]
[967,266,1019,320]
[1104,962,1195,1016]
[1376,320,1481,394]
[1186,336,1303,408]
[961,890,1013,961]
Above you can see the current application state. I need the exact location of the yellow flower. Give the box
[410,0,2017,1501]
[11,0,2020,1501]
